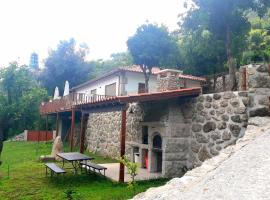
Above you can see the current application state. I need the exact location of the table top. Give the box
[57,152,93,161]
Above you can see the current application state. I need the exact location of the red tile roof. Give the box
[179,74,206,82]
[118,65,161,74]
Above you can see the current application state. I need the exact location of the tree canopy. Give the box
[127,23,180,91]
[40,38,93,95]
[180,0,270,90]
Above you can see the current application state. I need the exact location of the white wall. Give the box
[125,72,157,94]
[74,74,120,96]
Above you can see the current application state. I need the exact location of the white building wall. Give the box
[74,74,120,96]
[125,72,157,94]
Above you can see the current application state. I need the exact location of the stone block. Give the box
[231,115,241,123]
[192,124,202,132]
[198,146,211,162]
[220,100,228,107]
[164,153,187,161]
[205,95,213,102]
[223,92,236,99]
[195,133,209,143]
[217,122,227,130]
[249,107,270,117]
[234,107,246,114]
[196,103,204,111]
[210,131,221,140]
[203,121,216,133]
[230,99,240,107]
[197,95,205,102]
[222,130,231,140]
[170,124,190,138]
[213,93,221,100]
[191,141,201,153]
[229,124,241,137]
[164,139,189,153]
[210,148,219,156]
[256,64,268,73]
[204,102,211,108]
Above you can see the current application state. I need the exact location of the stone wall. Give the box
[86,103,144,158]
[180,92,248,168]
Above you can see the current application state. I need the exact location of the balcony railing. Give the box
[39,93,114,115]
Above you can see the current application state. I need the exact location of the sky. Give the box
[0,0,186,68]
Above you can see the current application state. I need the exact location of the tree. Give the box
[181,0,270,90]
[0,62,48,161]
[242,10,270,64]
[40,38,93,95]
[91,52,133,77]
[127,23,180,92]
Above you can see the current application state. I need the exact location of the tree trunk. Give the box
[0,128,3,165]
[141,65,151,93]
[226,25,237,91]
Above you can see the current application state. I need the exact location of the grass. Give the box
[0,141,168,200]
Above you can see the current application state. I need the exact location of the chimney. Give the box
[156,69,183,92]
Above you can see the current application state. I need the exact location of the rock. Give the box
[203,122,216,133]
[238,91,248,97]
[210,148,219,156]
[213,103,219,109]
[206,95,212,102]
[230,99,240,107]
[220,100,228,107]
[197,103,204,111]
[197,96,205,102]
[208,142,215,147]
[216,109,225,116]
[240,114,248,122]
[227,107,233,114]
[222,130,232,140]
[231,115,241,123]
[241,97,249,106]
[221,114,229,121]
[253,75,270,88]
[223,92,236,99]
[209,110,215,115]
[198,146,211,162]
[235,107,246,114]
[216,145,222,151]
[191,141,201,153]
[213,93,221,100]
[205,102,211,108]
[229,124,241,137]
[217,122,227,130]
[210,131,221,140]
[249,107,270,117]
[258,97,269,106]
[256,64,268,73]
[192,124,203,132]
[195,133,209,143]
[195,116,205,123]
[51,136,64,161]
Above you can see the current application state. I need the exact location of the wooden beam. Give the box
[70,108,75,152]
[119,105,127,183]
[45,115,48,142]
[56,113,59,137]
[80,113,89,153]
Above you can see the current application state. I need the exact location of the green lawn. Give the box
[0,141,167,200]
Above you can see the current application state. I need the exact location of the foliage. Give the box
[40,38,93,95]
[180,0,270,90]
[127,23,180,91]
[91,52,133,77]
[0,62,48,139]
[0,141,168,199]
[242,11,270,64]
[119,156,139,192]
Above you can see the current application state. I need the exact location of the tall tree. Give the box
[181,0,270,90]
[0,62,48,161]
[40,38,92,95]
[127,23,180,92]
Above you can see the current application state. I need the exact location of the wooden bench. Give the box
[45,163,66,177]
[80,161,107,176]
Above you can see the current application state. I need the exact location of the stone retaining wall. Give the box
[180,91,248,168]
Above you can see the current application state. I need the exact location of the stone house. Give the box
[40,64,270,178]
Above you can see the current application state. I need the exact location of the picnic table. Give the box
[57,152,93,173]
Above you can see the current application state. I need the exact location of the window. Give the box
[90,89,97,100]
[142,126,148,144]
[138,83,146,94]
[105,83,116,96]
[153,134,162,149]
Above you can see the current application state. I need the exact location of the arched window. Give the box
[153,134,162,149]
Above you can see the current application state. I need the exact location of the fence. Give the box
[27,130,53,141]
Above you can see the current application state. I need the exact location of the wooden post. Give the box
[119,105,127,183]
[56,113,59,137]
[80,113,89,153]
[45,115,48,142]
[70,108,75,152]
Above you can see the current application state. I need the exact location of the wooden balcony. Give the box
[39,93,114,115]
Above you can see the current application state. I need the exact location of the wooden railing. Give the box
[39,93,115,115]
